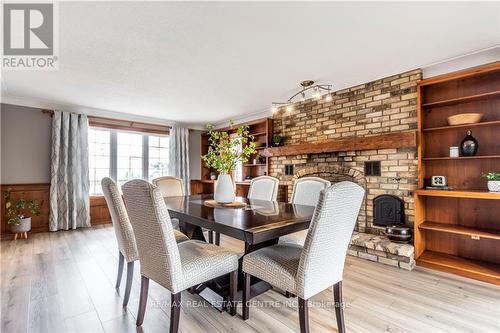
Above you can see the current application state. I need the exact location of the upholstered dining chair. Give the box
[242,181,365,333]
[152,176,185,197]
[101,177,189,307]
[122,179,240,333]
[247,175,279,201]
[279,177,331,246]
[152,176,184,230]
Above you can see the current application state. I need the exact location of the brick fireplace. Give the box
[266,69,422,269]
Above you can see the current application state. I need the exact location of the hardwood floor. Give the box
[1,225,499,333]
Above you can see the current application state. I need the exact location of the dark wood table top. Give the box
[164,194,315,244]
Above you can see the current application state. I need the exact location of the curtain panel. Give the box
[168,127,191,195]
[49,111,91,231]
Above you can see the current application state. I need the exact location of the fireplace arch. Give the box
[291,165,368,232]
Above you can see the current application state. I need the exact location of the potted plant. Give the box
[272,134,285,147]
[3,189,41,239]
[483,172,500,192]
[202,123,256,203]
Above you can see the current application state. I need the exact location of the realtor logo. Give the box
[2,2,58,69]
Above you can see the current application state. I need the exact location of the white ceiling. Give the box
[2,1,499,127]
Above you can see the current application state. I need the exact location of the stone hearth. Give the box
[349,232,415,270]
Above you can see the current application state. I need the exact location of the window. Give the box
[88,129,111,195]
[231,133,243,182]
[117,132,144,187]
[148,135,170,181]
[88,128,170,195]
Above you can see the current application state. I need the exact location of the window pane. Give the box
[148,135,169,181]
[88,128,111,195]
[117,132,144,187]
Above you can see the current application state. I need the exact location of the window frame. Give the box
[88,126,170,196]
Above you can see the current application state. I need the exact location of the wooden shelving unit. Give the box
[415,62,500,285]
[197,118,273,197]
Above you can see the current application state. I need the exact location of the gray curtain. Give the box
[168,126,190,195]
[49,111,91,231]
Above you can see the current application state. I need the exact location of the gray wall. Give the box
[1,104,52,184]
[0,103,203,184]
[188,130,202,180]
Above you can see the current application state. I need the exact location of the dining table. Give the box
[163,194,315,311]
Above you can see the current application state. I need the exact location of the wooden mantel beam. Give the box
[261,131,417,157]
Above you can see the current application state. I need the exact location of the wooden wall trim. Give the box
[1,183,112,237]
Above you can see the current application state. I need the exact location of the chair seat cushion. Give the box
[278,230,308,246]
[242,244,303,294]
[178,240,239,290]
[174,229,189,243]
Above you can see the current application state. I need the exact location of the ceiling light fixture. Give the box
[272,80,333,112]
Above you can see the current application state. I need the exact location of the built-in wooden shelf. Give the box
[422,90,500,108]
[418,251,500,285]
[262,131,416,157]
[415,189,500,200]
[422,120,500,132]
[415,63,500,285]
[244,164,266,167]
[419,221,500,241]
[251,132,267,137]
[422,155,500,161]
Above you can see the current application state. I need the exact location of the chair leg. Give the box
[298,297,310,333]
[136,276,149,326]
[229,270,238,316]
[123,261,134,307]
[242,272,251,320]
[116,252,124,289]
[215,232,220,245]
[333,281,345,333]
[170,292,181,333]
[208,230,214,243]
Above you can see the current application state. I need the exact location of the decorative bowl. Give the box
[384,224,412,243]
[447,113,483,126]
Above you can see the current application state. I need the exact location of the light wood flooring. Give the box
[1,225,499,333]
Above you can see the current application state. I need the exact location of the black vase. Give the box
[460,130,478,156]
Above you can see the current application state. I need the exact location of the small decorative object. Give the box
[252,158,258,165]
[210,172,217,180]
[3,189,41,240]
[449,146,459,158]
[431,175,447,187]
[483,172,500,192]
[460,130,478,156]
[272,134,285,147]
[447,113,483,126]
[384,224,412,243]
[201,122,256,203]
[204,200,247,209]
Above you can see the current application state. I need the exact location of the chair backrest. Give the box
[291,177,331,206]
[297,181,364,299]
[152,176,185,197]
[248,176,279,201]
[101,177,139,263]
[121,179,183,292]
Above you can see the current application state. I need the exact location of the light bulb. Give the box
[313,87,320,99]
[271,106,278,113]
[325,94,332,102]
[286,105,293,112]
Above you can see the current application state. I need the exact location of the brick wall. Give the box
[270,69,422,232]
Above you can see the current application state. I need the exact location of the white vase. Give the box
[214,174,235,203]
[487,181,500,192]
